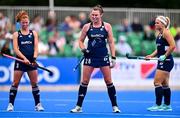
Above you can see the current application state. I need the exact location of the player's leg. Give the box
[100,66,120,113]
[147,69,166,111]
[7,71,23,111]
[27,70,44,111]
[162,75,172,111]
[70,65,94,113]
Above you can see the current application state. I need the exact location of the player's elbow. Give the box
[13,48,19,54]
[171,45,176,51]
[108,40,114,45]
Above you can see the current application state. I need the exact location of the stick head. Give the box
[49,71,53,76]
[125,53,129,58]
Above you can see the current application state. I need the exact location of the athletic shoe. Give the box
[35,103,44,111]
[147,105,163,111]
[70,106,82,113]
[7,103,14,111]
[161,104,172,111]
[112,106,121,113]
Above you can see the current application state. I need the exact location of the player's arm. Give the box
[149,50,157,57]
[13,32,26,60]
[33,30,38,59]
[105,23,116,58]
[145,49,157,59]
[13,32,30,64]
[79,23,90,50]
[163,29,176,57]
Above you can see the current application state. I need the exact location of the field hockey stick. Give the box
[73,42,96,72]
[73,56,84,72]
[1,53,53,75]
[126,53,170,61]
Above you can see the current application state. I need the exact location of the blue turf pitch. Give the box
[0,91,180,118]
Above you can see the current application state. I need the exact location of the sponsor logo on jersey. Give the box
[21,41,32,45]
[91,34,104,38]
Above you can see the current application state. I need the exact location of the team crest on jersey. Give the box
[100,26,104,31]
[28,33,32,38]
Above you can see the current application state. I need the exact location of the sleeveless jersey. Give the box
[86,22,108,57]
[156,33,174,72]
[14,30,37,71]
[156,33,172,59]
[18,30,34,57]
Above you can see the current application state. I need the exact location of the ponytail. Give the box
[165,17,170,29]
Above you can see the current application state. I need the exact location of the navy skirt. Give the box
[83,55,110,68]
[14,55,37,72]
[157,58,174,72]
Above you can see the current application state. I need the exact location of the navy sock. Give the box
[76,83,88,107]
[155,86,163,106]
[32,86,40,106]
[9,86,18,105]
[163,86,171,105]
[107,83,117,106]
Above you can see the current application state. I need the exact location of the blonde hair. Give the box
[16,10,29,22]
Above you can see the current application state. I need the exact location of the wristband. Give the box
[111,56,116,60]
[33,57,37,61]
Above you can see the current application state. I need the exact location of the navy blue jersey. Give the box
[156,33,174,72]
[14,30,37,71]
[156,33,172,58]
[18,30,34,57]
[86,22,108,58]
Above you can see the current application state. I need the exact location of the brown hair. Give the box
[92,4,104,14]
[16,10,29,22]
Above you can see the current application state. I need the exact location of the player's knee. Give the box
[12,82,19,87]
[162,84,169,88]
[31,83,38,88]
[154,82,162,87]
[80,82,88,88]
[162,82,169,87]
[81,80,89,85]
[104,79,112,85]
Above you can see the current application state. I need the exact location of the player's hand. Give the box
[32,61,38,67]
[31,58,38,67]
[159,55,166,61]
[23,58,31,65]
[110,56,116,68]
[145,54,153,60]
[81,48,90,57]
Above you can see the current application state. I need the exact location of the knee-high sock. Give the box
[32,86,40,106]
[163,86,171,105]
[76,83,88,107]
[155,86,163,106]
[107,83,118,107]
[9,85,18,105]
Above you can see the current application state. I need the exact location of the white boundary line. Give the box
[0,98,180,104]
[1,85,180,91]
[0,111,180,117]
